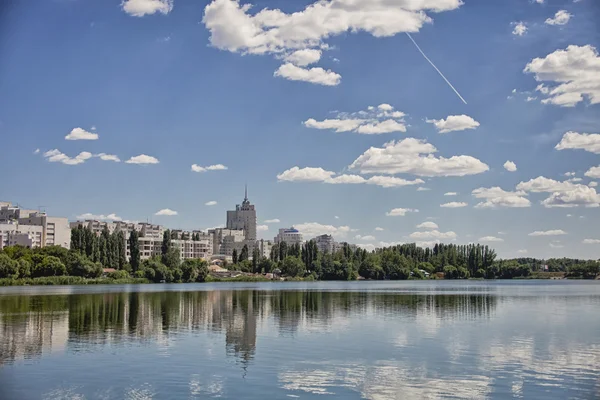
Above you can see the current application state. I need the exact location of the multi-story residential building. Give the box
[209,228,246,256]
[226,187,257,241]
[315,234,336,254]
[274,227,304,246]
[0,202,70,249]
[257,239,272,259]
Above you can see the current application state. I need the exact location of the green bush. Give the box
[108,270,130,280]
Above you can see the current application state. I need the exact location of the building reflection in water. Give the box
[0,290,497,366]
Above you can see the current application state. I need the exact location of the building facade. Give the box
[274,227,304,246]
[0,202,70,249]
[315,234,336,254]
[226,187,257,241]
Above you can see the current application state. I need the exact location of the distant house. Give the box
[102,268,116,277]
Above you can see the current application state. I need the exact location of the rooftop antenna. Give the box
[244,184,248,201]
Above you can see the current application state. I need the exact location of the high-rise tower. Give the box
[226,186,257,241]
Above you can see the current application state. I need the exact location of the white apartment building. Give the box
[315,234,336,254]
[274,227,304,246]
[209,228,246,255]
[0,202,70,249]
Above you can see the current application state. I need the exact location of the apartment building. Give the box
[0,202,70,249]
[274,227,304,246]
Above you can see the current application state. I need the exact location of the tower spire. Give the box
[244,184,248,201]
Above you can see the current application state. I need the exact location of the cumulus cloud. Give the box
[416,221,438,230]
[556,132,600,154]
[512,22,527,36]
[284,49,322,66]
[440,201,468,208]
[274,63,341,86]
[541,185,600,208]
[76,213,122,221]
[122,0,173,17]
[529,230,567,236]
[589,181,598,187]
[202,0,463,85]
[386,208,418,217]
[95,153,121,162]
[426,115,480,133]
[257,224,269,232]
[409,230,456,240]
[416,187,431,191]
[44,149,92,165]
[349,138,489,177]
[264,219,280,224]
[503,160,517,172]
[516,176,579,193]
[583,239,600,244]
[524,45,600,107]
[545,10,572,26]
[33,148,40,154]
[294,222,352,238]
[355,234,375,241]
[444,192,458,196]
[472,187,531,208]
[517,249,528,254]
[479,236,504,242]
[276,167,423,188]
[304,104,407,135]
[191,163,228,172]
[549,242,564,249]
[205,201,218,206]
[375,227,384,231]
[126,154,159,164]
[155,208,178,216]
[65,127,99,141]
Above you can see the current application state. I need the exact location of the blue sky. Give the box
[1,0,599,259]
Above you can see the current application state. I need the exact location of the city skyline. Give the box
[0,0,599,259]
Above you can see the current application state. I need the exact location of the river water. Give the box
[0,281,598,399]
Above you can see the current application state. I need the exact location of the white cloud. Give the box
[517,249,528,254]
[44,149,92,165]
[76,213,122,221]
[503,160,517,172]
[585,167,600,179]
[416,221,438,230]
[294,222,352,238]
[375,227,384,231]
[95,153,121,162]
[516,176,579,193]
[304,118,365,133]
[356,119,407,134]
[589,181,598,187]
[386,208,418,217]
[284,49,322,66]
[264,219,280,224]
[564,171,576,177]
[202,0,463,85]
[555,132,600,154]
[257,224,269,232]
[524,45,600,107]
[526,96,537,102]
[304,104,407,135]
[535,0,544,3]
[191,163,228,172]
[583,239,600,244]
[65,127,99,141]
[33,148,40,154]
[349,138,489,177]
[444,192,458,196]
[567,177,583,182]
[472,187,531,209]
[479,236,504,242]
[277,166,335,182]
[274,63,341,86]
[155,208,177,216]
[416,187,431,191]
[541,185,600,208]
[365,176,424,188]
[125,154,159,164]
[512,22,527,36]
[549,243,564,249]
[529,230,567,236]
[426,114,480,133]
[355,234,375,241]
[205,201,218,206]
[440,201,468,208]
[90,126,96,131]
[409,230,457,240]
[326,174,366,184]
[545,10,572,26]
[122,0,173,17]
[334,216,339,219]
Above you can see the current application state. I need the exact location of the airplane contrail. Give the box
[405,32,468,105]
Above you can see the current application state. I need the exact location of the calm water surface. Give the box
[0,281,599,399]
